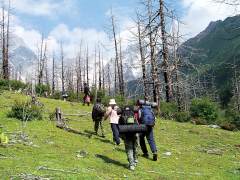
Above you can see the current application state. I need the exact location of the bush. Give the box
[50,91,62,100]
[190,98,219,124]
[35,84,50,96]
[8,100,43,121]
[175,111,191,122]
[223,109,240,130]
[0,79,27,91]
[160,102,177,119]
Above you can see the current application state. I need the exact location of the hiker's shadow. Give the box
[84,130,115,145]
[95,154,126,168]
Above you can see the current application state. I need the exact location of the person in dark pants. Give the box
[83,83,90,106]
[105,99,121,145]
[138,103,158,161]
[139,126,157,160]
[92,98,105,137]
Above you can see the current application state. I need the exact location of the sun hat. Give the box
[109,99,117,105]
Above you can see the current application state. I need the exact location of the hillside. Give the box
[0,91,240,179]
[179,15,240,91]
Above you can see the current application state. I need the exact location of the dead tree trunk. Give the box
[137,18,148,100]
[98,47,102,90]
[1,3,9,80]
[111,12,123,96]
[147,0,160,110]
[102,54,105,91]
[86,46,89,85]
[52,53,55,94]
[108,63,111,96]
[159,0,173,102]
[60,42,65,93]
[119,38,125,96]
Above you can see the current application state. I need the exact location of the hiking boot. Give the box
[153,153,158,161]
[129,165,135,171]
[142,153,149,158]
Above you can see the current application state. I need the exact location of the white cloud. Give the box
[180,0,240,39]
[11,0,77,17]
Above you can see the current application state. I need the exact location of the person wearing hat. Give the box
[105,99,121,145]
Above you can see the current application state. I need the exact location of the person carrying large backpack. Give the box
[118,106,138,171]
[138,101,158,161]
[92,98,106,137]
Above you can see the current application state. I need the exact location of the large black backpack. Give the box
[93,103,105,117]
[119,106,147,133]
[119,106,135,125]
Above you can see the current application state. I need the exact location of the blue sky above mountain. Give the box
[9,0,240,59]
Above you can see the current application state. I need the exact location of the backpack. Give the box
[119,106,135,125]
[141,105,155,126]
[93,103,105,117]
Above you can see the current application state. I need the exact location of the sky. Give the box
[8,0,240,61]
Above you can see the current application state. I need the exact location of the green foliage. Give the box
[175,111,191,123]
[160,102,177,119]
[223,109,240,130]
[50,91,62,100]
[8,100,43,121]
[219,86,233,108]
[35,84,50,96]
[190,98,219,124]
[0,79,26,91]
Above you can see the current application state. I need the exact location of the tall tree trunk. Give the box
[52,53,55,94]
[108,63,111,96]
[111,12,123,96]
[98,47,102,90]
[119,38,124,96]
[159,0,173,102]
[61,42,65,93]
[147,0,160,110]
[137,19,148,100]
[102,54,105,91]
[86,46,89,85]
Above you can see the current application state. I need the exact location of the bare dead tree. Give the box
[159,0,174,102]
[38,35,45,85]
[137,16,148,100]
[110,10,124,96]
[146,0,161,110]
[1,0,10,80]
[98,46,102,90]
[60,42,65,93]
[86,46,89,85]
[102,51,105,91]
[107,63,111,96]
[52,52,55,94]
[119,38,125,96]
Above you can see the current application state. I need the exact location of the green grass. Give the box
[0,91,240,179]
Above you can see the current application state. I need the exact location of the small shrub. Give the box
[223,109,240,130]
[175,111,191,122]
[8,100,43,121]
[35,84,50,96]
[0,79,26,91]
[190,98,218,124]
[160,102,177,119]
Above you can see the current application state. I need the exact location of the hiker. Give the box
[138,100,158,161]
[119,106,138,171]
[92,98,106,137]
[83,83,91,106]
[105,99,121,145]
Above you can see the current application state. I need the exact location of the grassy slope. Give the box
[0,91,240,179]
